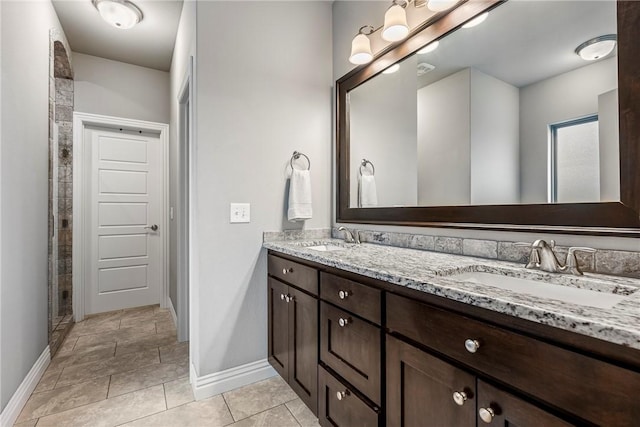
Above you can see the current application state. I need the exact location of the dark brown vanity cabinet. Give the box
[267,255,318,414]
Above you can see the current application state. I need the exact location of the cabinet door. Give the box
[288,286,318,415]
[268,278,289,379]
[387,335,476,427]
[477,380,574,427]
[318,366,379,427]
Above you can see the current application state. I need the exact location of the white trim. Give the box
[190,359,277,401]
[168,297,178,327]
[0,346,50,427]
[72,112,170,321]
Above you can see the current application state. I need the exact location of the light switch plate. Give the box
[230,203,250,223]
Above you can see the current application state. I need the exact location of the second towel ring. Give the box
[359,159,375,176]
[290,151,311,171]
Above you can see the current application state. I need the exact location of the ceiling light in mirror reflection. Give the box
[427,0,459,12]
[382,3,410,42]
[576,35,617,61]
[418,41,439,54]
[93,0,143,29]
[462,12,488,28]
[383,64,401,74]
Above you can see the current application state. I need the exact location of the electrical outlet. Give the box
[230,203,250,223]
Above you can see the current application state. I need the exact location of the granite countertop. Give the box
[263,239,640,350]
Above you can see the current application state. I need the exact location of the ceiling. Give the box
[413,0,617,89]
[52,0,183,71]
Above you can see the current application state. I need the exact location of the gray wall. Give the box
[349,56,418,208]
[193,1,332,376]
[332,1,639,253]
[0,0,65,411]
[73,52,170,123]
[598,89,619,202]
[519,57,617,203]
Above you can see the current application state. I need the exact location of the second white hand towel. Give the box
[358,174,378,208]
[288,169,312,221]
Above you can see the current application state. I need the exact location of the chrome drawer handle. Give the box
[338,317,350,327]
[338,290,351,300]
[282,267,293,275]
[479,407,495,423]
[336,390,349,401]
[465,339,480,353]
[452,391,468,406]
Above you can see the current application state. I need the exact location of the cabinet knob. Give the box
[336,390,349,401]
[478,407,495,424]
[280,293,285,301]
[338,317,350,327]
[338,290,351,300]
[464,339,480,353]
[452,391,468,406]
[282,267,293,275]
[285,295,294,303]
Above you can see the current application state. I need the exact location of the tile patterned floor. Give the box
[16,305,319,427]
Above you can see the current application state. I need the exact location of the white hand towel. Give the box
[288,169,313,222]
[358,174,378,208]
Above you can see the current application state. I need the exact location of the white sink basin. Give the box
[453,272,630,309]
[307,245,347,252]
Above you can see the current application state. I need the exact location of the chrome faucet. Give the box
[338,227,361,244]
[516,239,595,276]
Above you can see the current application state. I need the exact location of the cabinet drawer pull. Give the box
[336,390,350,401]
[284,295,294,303]
[338,290,351,300]
[464,339,480,353]
[452,391,468,406]
[282,267,294,275]
[280,293,285,301]
[338,317,351,327]
[478,407,495,423]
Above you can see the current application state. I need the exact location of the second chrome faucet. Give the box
[517,239,595,276]
[338,226,361,244]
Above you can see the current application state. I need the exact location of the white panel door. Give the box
[86,127,163,314]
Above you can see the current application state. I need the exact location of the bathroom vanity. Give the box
[264,240,640,427]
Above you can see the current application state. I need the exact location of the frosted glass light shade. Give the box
[382,64,400,74]
[418,40,439,54]
[462,12,488,28]
[575,35,617,61]
[427,0,458,12]
[382,4,409,42]
[349,34,373,65]
[93,0,143,29]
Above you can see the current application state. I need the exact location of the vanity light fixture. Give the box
[349,26,375,65]
[418,40,439,54]
[382,1,410,42]
[462,12,488,28]
[575,34,617,61]
[383,64,401,74]
[92,0,143,29]
[427,0,459,12]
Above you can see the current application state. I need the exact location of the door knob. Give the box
[145,224,159,231]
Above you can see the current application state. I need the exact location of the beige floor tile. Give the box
[156,319,177,334]
[121,394,233,427]
[16,377,109,423]
[159,341,188,363]
[56,348,160,388]
[115,332,178,357]
[74,323,157,349]
[13,418,38,427]
[33,369,62,393]
[49,343,116,371]
[119,317,155,330]
[56,336,79,357]
[36,384,166,427]
[67,319,121,338]
[285,399,320,427]
[224,376,298,421]
[83,310,124,325]
[163,377,194,409]
[108,359,189,397]
[231,405,300,427]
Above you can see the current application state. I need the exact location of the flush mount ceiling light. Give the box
[382,1,410,42]
[383,64,401,74]
[427,0,459,12]
[462,12,488,29]
[93,0,143,29]
[349,25,375,65]
[418,40,439,54]
[575,34,617,61]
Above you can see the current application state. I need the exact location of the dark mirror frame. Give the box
[336,0,640,236]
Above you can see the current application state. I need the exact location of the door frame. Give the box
[72,112,170,322]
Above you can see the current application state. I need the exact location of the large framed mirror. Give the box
[336,0,640,235]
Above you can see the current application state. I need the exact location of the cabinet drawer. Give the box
[320,302,381,405]
[268,254,318,295]
[387,293,640,426]
[320,272,381,325]
[318,366,379,427]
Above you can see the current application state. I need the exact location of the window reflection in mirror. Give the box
[348,0,619,208]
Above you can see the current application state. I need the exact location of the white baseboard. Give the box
[190,359,277,401]
[0,346,51,427]
[168,298,178,327]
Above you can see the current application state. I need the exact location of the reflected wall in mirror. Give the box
[348,0,619,209]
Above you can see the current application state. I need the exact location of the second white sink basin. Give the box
[307,245,347,252]
[453,272,630,309]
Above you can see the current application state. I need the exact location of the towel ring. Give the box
[359,159,375,176]
[290,151,311,171]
